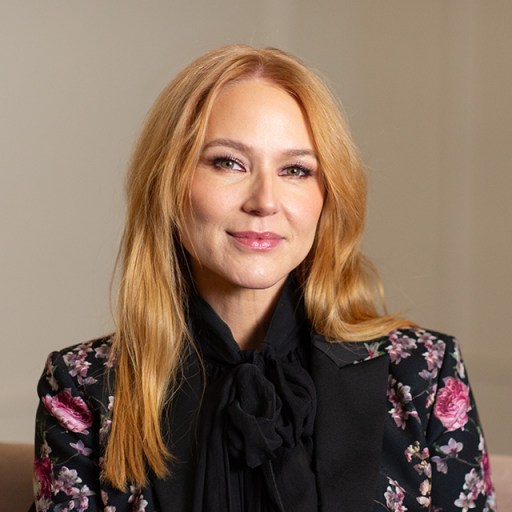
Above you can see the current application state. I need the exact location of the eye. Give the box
[280,165,313,178]
[212,156,244,172]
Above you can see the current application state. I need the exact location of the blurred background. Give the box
[1,1,510,455]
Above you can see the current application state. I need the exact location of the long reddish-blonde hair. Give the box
[105,44,411,490]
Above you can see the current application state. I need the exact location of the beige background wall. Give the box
[1,1,510,455]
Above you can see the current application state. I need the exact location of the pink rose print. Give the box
[42,388,93,434]
[480,451,493,496]
[34,454,52,500]
[434,377,471,432]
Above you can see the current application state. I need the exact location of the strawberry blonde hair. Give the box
[104,44,411,489]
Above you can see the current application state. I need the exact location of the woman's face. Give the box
[181,78,324,297]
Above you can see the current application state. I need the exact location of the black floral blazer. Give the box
[30,328,497,511]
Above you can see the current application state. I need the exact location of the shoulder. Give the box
[314,326,466,407]
[361,326,463,385]
[39,335,115,412]
[370,326,463,387]
[313,326,460,371]
[378,328,472,433]
[45,335,115,380]
[380,327,458,368]
[50,335,115,368]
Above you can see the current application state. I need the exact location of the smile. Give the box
[228,231,284,250]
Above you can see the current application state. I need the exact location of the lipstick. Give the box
[228,231,283,250]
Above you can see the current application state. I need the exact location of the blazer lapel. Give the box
[311,333,390,512]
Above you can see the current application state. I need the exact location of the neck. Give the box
[193,279,287,351]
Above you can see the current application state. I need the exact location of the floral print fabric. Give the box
[32,340,116,512]
[30,329,497,511]
[373,329,496,511]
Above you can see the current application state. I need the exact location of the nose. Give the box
[241,172,279,216]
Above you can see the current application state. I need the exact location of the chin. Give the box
[231,271,290,291]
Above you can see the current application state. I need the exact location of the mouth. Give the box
[228,231,284,250]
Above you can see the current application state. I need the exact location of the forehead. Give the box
[211,78,300,115]
[204,78,315,150]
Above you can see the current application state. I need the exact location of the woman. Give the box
[31,45,496,512]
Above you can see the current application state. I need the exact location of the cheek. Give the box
[187,203,224,233]
[188,179,229,227]
[179,203,209,255]
[294,190,324,235]
[184,195,213,233]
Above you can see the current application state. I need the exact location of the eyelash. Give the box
[282,164,314,178]
[210,154,245,171]
[209,154,314,179]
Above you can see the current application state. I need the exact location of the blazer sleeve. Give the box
[426,336,497,511]
[31,345,111,512]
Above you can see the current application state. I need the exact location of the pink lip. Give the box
[228,231,284,250]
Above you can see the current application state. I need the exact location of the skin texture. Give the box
[181,79,325,349]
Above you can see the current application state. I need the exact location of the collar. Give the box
[187,277,311,365]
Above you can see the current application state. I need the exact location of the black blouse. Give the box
[187,280,318,511]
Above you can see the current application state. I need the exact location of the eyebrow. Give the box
[202,138,318,160]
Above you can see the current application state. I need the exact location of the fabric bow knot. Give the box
[226,362,283,468]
